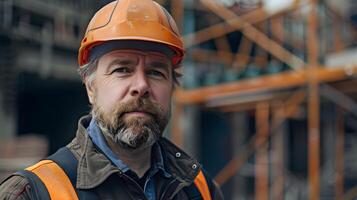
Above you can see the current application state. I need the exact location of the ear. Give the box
[85,82,95,104]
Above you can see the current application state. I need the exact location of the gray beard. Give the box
[115,125,157,150]
[91,97,169,151]
[96,115,161,150]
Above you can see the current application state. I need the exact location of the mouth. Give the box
[123,110,154,118]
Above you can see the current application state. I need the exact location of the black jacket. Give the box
[0,115,224,200]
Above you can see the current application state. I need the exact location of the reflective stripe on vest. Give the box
[193,170,212,200]
[26,160,79,200]
[26,160,211,200]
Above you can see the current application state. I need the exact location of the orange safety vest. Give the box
[25,157,212,200]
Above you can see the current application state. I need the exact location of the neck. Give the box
[105,137,152,178]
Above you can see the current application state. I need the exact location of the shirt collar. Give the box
[150,141,171,178]
[87,118,171,177]
[87,119,130,172]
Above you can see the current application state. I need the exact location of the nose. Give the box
[130,71,151,98]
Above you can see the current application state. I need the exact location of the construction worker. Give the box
[0,0,223,199]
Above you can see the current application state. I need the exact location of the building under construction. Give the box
[0,0,356,199]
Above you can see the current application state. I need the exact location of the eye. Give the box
[111,67,132,74]
[147,69,166,79]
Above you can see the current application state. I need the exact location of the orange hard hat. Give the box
[78,0,184,67]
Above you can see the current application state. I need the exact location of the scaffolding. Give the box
[166,0,357,199]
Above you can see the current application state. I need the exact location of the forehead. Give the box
[99,49,172,64]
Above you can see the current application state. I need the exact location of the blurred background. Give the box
[0,0,356,199]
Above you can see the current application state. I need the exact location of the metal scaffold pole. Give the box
[307,0,320,199]
[255,102,270,200]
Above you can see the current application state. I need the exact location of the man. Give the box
[0,0,223,199]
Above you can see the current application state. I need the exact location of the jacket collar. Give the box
[74,115,120,189]
[72,115,201,189]
[157,138,201,184]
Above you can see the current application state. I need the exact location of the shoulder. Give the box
[0,174,32,200]
[158,138,224,199]
[158,137,195,161]
[158,137,199,172]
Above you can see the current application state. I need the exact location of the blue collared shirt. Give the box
[87,119,171,200]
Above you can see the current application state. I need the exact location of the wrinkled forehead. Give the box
[96,49,173,75]
[89,40,175,64]
[105,49,170,58]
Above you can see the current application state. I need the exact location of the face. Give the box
[86,49,174,150]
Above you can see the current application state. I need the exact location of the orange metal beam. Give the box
[171,0,184,32]
[255,102,270,200]
[174,65,357,105]
[234,35,253,68]
[255,22,269,67]
[271,17,285,44]
[307,35,321,200]
[307,0,320,199]
[272,91,306,126]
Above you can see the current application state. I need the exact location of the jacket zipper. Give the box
[121,173,149,200]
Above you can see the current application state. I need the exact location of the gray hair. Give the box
[78,59,99,87]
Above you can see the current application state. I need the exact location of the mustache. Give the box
[114,98,164,119]
[92,97,169,137]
